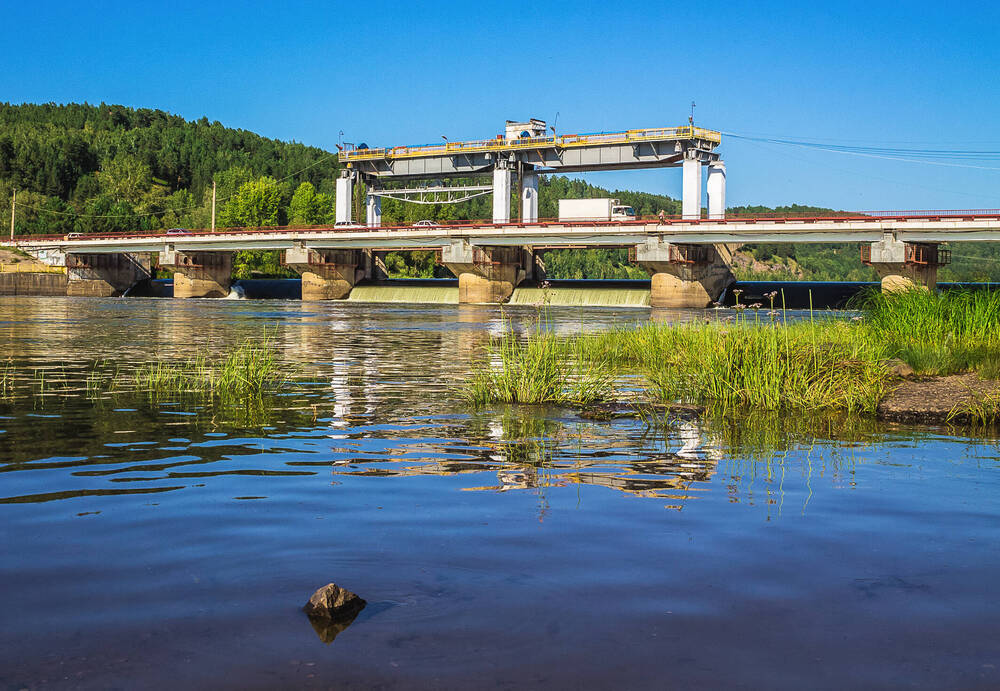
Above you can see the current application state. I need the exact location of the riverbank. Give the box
[467,289,1000,425]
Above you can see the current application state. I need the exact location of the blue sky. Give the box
[3,1,998,210]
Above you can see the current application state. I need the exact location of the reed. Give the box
[0,358,12,398]
[853,288,1000,376]
[131,338,284,398]
[466,289,1000,414]
[466,320,614,406]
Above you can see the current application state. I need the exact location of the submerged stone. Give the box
[303,583,366,621]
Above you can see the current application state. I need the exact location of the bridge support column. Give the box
[635,239,736,308]
[366,191,382,228]
[285,246,365,300]
[682,157,702,220]
[493,165,512,224]
[160,248,232,298]
[66,253,151,297]
[335,172,354,224]
[864,233,945,293]
[521,172,538,223]
[441,240,526,304]
[363,249,388,281]
[707,161,726,220]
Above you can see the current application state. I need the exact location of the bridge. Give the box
[9,118,1000,306]
[13,211,1000,305]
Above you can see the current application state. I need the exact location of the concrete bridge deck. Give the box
[10,212,1000,305]
[12,213,1000,254]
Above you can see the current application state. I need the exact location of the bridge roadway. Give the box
[11,211,1000,305]
[14,212,1000,254]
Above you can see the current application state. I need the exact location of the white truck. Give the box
[557,198,636,222]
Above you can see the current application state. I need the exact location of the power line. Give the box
[722,131,1000,170]
[731,136,999,203]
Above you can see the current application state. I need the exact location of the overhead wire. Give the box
[729,136,999,203]
[721,131,1000,170]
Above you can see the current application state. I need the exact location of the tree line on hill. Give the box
[2,102,998,282]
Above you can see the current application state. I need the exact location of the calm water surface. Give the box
[1,297,999,689]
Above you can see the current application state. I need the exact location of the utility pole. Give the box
[211,180,216,231]
[9,189,14,242]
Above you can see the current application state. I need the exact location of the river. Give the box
[1,297,999,689]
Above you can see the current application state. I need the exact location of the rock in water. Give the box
[303,583,366,620]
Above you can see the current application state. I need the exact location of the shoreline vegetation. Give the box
[466,289,1000,426]
[1,337,284,402]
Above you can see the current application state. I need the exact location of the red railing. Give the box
[11,211,1000,244]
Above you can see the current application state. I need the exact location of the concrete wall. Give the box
[0,272,68,296]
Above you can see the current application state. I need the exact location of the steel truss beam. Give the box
[370,185,494,205]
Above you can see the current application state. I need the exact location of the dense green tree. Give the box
[288,182,333,225]
[219,176,284,228]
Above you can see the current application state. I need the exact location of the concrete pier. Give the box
[441,240,526,304]
[284,247,365,300]
[682,158,702,220]
[66,253,151,297]
[864,234,945,293]
[635,240,736,308]
[336,172,354,224]
[521,172,539,223]
[707,162,726,220]
[492,166,512,224]
[160,249,232,298]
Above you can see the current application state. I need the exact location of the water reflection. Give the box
[0,296,996,516]
[5,297,1000,689]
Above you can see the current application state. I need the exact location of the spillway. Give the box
[347,283,460,304]
[508,285,650,308]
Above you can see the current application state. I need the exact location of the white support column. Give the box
[366,192,381,228]
[707,161,726,220]
[521,172,538,223]
[493,166,512,224]
[682,158,702,220]
[335,174,354,224]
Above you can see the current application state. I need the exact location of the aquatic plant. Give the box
[131,337,285,398]
[0,358,12,399]
[466,316,614,406]
[466,289,1000,414]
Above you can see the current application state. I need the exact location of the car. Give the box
[334,221,363,228]
[64,232,83,240]
[166,228,189,235]
[413,220,440,227]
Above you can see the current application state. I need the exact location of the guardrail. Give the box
[0,263,66,274]
[341,125,723,162]
[9,211,1000,246]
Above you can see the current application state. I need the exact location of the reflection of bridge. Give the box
[10,117,1000,305]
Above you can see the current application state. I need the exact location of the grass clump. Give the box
[581,319,890,413]
[132,338,284,398]
[466,322,614,406]
[855,288,1000,376]
[466,288,1000,415]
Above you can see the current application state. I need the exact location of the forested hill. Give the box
[0,102,341,235]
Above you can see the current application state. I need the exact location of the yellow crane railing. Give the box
[341,125,721,162]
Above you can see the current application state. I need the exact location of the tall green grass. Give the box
[130,338,284,398]
[578,319,890,412]
[466,322,614,406]
[854,288,1000,376]
[466,289,1000,414]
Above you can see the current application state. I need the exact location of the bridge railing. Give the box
[10,210,1000,245]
